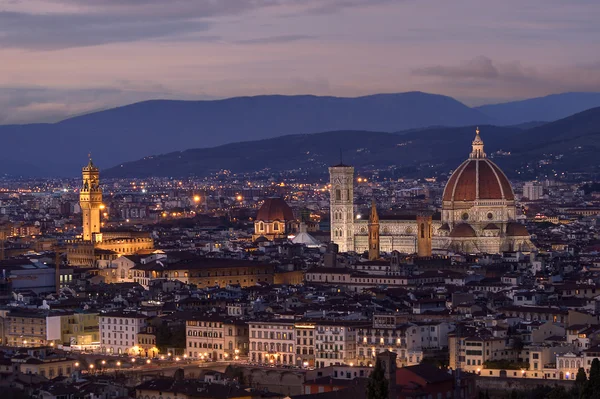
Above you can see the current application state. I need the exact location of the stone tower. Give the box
[329,164,354,252]
[80,157,103,242]
[417,213,432,257]
[376,350,397,399]
[368,199,380,260]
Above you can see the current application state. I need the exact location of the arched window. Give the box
[420,223,425,238]
[559,360,563,368]
[259,222,264,231]
[335,189,341,201]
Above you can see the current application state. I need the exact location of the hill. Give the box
[105,107,600,179]
[475,92,600,125]
[0,92,491,177]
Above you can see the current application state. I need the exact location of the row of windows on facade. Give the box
[13,328,44,334]
[187,328,242,337]
[249,343,295,352]
[250,331,293,340]
[32,367,71,377]
[170,269,268,278]
[251,352,295,364]
[257,222,283,231]
[101,318,140,324]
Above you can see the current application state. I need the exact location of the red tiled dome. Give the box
[256,198,294,221]
[506,222,529,236]
[443,158,515,202]
[449,223,477,238]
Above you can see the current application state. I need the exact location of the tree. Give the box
[574,367,588,399]
[366,359,388,399]
[583,358,600,399]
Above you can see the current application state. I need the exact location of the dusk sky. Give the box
[1,0,599,124]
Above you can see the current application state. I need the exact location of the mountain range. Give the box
[105,106,600,179]
[1,91,600,177]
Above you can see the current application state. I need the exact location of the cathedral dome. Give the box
[506,222,529,236]
[256,197,294,221]
[442,129,514,202]
[449,223,477,238]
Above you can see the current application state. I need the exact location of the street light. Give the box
[116,361,121,367]
[303,361,309,368]
[131,358,136,363]
[74,362,80,368]
[101,360,106,366]
[146,359,151,364]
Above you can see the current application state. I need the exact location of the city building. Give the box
[253,197,297,241]
[99,311,152,356]
[249,319,296,366]
[523,181,544,201]
[185,315,249,361]
[330,129,535,254]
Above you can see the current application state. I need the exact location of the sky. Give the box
[1,0,600,124]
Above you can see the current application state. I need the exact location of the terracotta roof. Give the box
[449,223,477,238]
[506,222,529,236]
[442,159,515,202]
[483,223,500,230]
[256,197,294,221]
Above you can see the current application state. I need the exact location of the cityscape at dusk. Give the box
[2,1,600,399]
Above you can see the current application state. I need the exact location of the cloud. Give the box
[412,56,600,100]
[0,11,211,49]
[236,34,315,45]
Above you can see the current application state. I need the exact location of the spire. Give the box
[470,127,486,159]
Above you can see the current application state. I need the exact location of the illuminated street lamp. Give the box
[116,361,121,367]
[131,358,136,363]
[175,357,180,361]
[194,195,201,203]
[224,353,229,359]
[234,355,239,360]
[74,362,80,368]
[89,364,94,371]
[303,361,309,368]
[146,359,151,364]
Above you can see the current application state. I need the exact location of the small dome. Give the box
[256,197,294,221]
[438,223,450,231]
[506,222,529,236]
[449,223,477,238]
[483,223,500,230]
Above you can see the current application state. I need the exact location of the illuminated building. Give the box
[67,159,154,267]
[329,129,535,254]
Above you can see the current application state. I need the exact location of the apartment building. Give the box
[249,319,295,366]
[314,321,370,368]
[99,311,148,356]
[185,315,249,361]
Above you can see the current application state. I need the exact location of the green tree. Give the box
[583,358,600,399]
[366,359,388,399]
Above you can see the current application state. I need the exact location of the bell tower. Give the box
[368,199,380,260]
[80,156,102,242]
[329,164,354,253]
[417,213,432,257]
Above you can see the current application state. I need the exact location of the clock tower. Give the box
[80,156,103,242]
[329,164,354,252]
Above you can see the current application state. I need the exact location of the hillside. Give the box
[476,92,600,125]
[0,92,491,176]
[105,107,600,179]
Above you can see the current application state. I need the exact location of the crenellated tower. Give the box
[329,164,354,252]
[368,199,380,260]
[80,156,102,242]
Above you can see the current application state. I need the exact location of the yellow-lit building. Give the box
[67,158,154,267]
[18,357,76,378]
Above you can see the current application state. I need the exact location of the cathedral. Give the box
[67,158,154,267]
[330,129,534,255]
